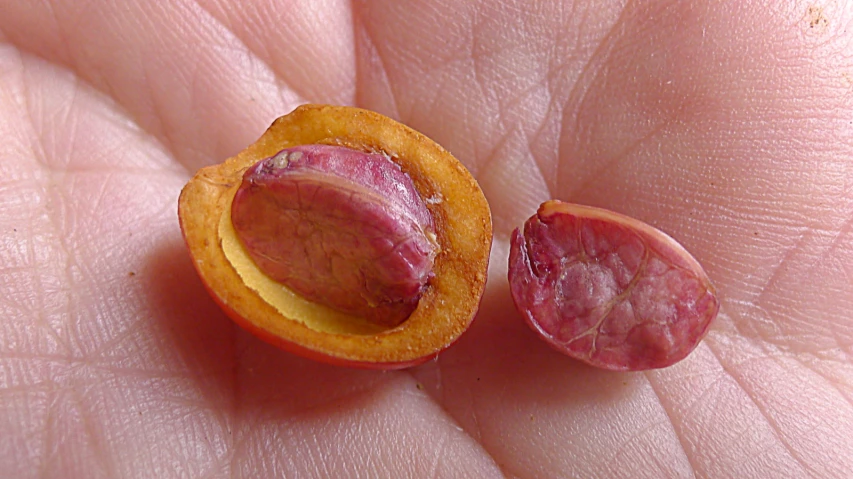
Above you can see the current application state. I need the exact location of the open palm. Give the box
[2,1,852,477]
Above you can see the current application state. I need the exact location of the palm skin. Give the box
[1,0,851,477]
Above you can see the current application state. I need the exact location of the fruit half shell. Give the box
[178,104,492,369]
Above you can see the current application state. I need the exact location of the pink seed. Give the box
[231,144,438,326]
[508,201,719,371]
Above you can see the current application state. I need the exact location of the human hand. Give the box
[1,1,851,477]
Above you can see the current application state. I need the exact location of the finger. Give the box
[0,0,356,172]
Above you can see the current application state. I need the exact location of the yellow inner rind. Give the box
[218,190,386,336]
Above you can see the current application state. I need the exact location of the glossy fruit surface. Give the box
[509,200,719,371]
[179,104,492,369]
[231,144,438,327]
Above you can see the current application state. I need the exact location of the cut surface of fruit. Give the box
[509,200,719,371]
[231,144,438,327]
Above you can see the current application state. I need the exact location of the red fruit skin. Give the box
[509,201,720,371]
[186,252,437,370]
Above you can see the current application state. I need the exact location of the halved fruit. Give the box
[178,104,492,369]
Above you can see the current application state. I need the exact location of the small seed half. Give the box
[509,200,719,371]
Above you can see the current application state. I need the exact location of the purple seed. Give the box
[508,201,719,371]
[231,144,438,326]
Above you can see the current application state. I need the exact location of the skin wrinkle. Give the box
[405,361,494,469]
[352,16,401,118]
[701,338,822,478]
[39,0,70,69]
[469,7,487,119]
[642,371,701,478]
[527,11,583,187]
[180,35,281,167]
[476,99,550,207]
[80,316,160,363]
[677,344,806,476]
[575,113,680,200]
[145,4,229,145]
[71,376,119,478]
[85,363,200,384]
[222,321,241,479]
[474,127,517,190]
[798,354,853,406]
[521,107,556,199]
[10,0,304,172]
[189,0,334,107]
[444,6,554,196]
[380,2,493,173]
[3,48,227,477]
[742,225,833,347]
[14,56,83,479]
[781,351,853,413]
[271,378,481,477]
[555,0,632,197]
[36,383,56,479]
[424,427,448,479]
[813,213,853,308]
[352,4,418,121]
[140,54,182,172]
[26,226,70,354]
